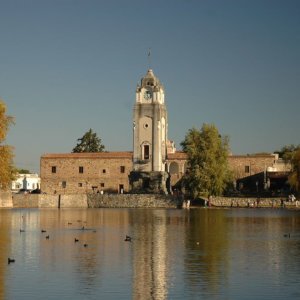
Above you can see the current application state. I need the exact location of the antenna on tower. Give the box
[147,48,151,70]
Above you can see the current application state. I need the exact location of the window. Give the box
[245,166,250,173]
[62,181,67,188]
[78,183,83,187]
[79,166,84,174]
[144,145,150,160]
[120,166,125,173]
[52,166,57,173]
[102,169,106,174]
[100,183,105,187]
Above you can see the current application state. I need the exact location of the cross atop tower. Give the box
[147,48,151,70]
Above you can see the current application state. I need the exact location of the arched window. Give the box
[144,145,150,160]
[169,162,179,174]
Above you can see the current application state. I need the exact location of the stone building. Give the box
[40,150,287,195]
[40,152,132,194]
[40,69,291,195]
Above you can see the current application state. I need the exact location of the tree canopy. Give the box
[72,129,105,153]
[275,144,300,194]
[275,144,300,163]
[17,169,31,174]
[181,123,232,198]
[0,100,16,189]
[288,148,300,193]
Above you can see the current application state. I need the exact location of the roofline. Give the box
[41,152,133,159]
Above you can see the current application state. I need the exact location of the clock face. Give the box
[144,90,152,100]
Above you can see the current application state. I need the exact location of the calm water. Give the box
[0,207,300,300]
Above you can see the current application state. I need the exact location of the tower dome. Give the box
[140,69,164,90]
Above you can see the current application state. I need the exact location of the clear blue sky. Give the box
[1,0,299,173]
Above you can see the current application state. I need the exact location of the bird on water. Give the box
[124,235,132,242]
[8,258,15,264]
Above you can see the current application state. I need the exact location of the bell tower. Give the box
[129,69,169,194]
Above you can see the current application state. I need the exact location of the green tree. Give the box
[0,100,16,189]
[275,144,300,194]
[288,148,300,194]
[275,144,300,163]
[72,129,105,153]
[17,169,31,174]
[181,123,232,198]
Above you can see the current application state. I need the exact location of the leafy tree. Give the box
[275,144,300,163]
[288,148,300,194]
[181,123,232,198]
[72,129,105,153]
[17,169,31,174]
[0,100,16,189]
[274,144,300,195]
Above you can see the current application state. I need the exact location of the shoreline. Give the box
[1,191,298,209]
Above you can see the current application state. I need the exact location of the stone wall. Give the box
[4,193,297,209]
[87,194,182,208]
[210,196,298,208]
[39,194,59,208]
[0,191,13,208]
[59,194,88,208]
[11,194,88,208]
[7,193,181,208]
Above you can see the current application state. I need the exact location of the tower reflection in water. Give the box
[130,209,168,300]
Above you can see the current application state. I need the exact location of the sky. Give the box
[1,0,299,173]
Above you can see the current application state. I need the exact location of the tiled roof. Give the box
[41,152,133,159]
[228,153,276,158]
[167,152,187,160]
[167,152,275,160]
[41,151,275,161]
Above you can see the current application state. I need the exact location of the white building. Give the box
[11,173,41,193]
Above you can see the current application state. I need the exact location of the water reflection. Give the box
[0,208,299,299]
[130,209,168,300]
[0,210,11,300]
[183,209,229,298]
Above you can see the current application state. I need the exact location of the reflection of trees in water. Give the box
[129,209,168,300]
[184,209,229,295]
[0,210,11,299]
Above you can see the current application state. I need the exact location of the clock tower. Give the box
[129,69,169,194]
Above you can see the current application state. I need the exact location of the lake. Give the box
[0,207,300,299]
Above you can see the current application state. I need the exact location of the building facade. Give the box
[40,69,291,195]
[40,152,132,194]
[40,150,288,195]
